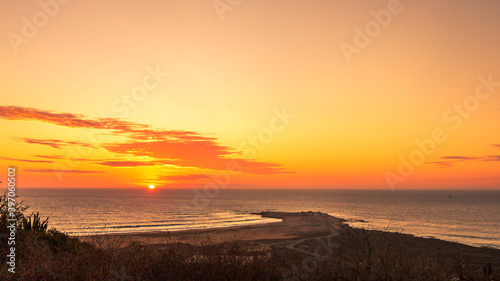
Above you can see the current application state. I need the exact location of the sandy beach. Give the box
[78,211,345,246]
[79,211,500,274]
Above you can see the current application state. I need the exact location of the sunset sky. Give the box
[1,0,500,189]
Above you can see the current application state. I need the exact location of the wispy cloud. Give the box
[34,155,64,160]
[25,169,105,174]
[0,106,287,175]
[96,160,175,167]
[32,155,175,168]
[0,156,54,163]
[0,106,143,131]
[441,156,480,161]
[16,138,96,149]
[103,140,286,174]
[426,155,500,167]
[160,174,211,181]
[0,106,200,140]
[482,155,500,162]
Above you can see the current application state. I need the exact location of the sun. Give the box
[148,185,155,189]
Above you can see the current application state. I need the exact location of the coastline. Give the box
[77,211,500,273]
[77,211,345,245]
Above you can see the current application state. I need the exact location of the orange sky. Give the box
[1,0,500,189]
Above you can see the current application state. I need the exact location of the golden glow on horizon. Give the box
[1,1,500,189]
[149,185,155,190]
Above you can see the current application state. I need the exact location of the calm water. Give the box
[18,188,500,249]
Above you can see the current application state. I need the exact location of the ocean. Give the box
[17,188,500,249]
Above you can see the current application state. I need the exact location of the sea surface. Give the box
[17,188,500,249]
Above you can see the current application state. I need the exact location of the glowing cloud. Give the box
[0,106,288,176]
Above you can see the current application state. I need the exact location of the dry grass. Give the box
[0,198,498,280]
[0,226,498,280]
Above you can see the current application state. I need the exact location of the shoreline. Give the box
[77,210,498,247]
[27,211,500,280]
[76,211,499,250]
[75,211,500,274]
[72,216,283,237]
[76,211,344,245]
